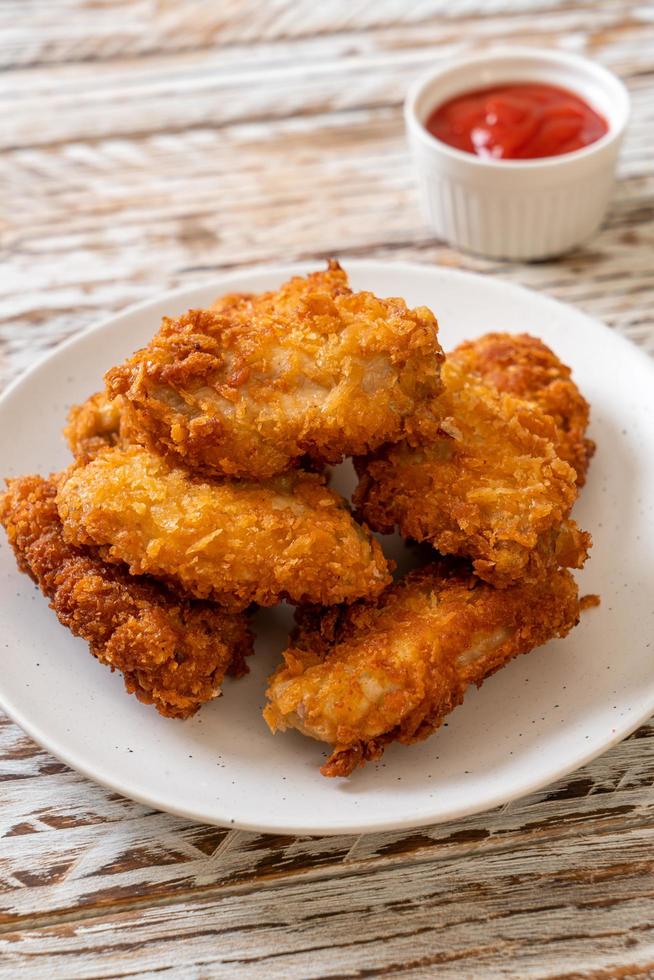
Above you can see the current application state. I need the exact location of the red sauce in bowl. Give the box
[425,82,608,160]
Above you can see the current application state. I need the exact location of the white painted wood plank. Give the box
[1,717,654,926]
[0,0,625,70]
[3,100,654,392]
[2,825,654,978]
[2,5,651,149]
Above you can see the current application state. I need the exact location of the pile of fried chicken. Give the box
[0,261,594,777]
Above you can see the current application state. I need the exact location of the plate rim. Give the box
[1,257,653,836]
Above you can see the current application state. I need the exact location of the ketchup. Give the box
[425,82,608,160]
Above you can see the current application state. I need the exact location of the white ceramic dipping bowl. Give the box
[405,47,630,260]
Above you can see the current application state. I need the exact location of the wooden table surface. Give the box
[3,2,654,976]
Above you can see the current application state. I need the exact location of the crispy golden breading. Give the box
[209,292,254,314]
[0,475,253,718]
[450,333,594,485]
[264,561,580,776]
[64,391,140,463]
[105,261,444,479]
[354,359,591,587]
[56,445,391,610]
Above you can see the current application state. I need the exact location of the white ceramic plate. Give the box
[1,260,653,836]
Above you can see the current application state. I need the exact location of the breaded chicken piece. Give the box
[264,561,580,776]
[56,445,391,611]
[354,359,591,588]
[450,333,594,485]
[0,475,253,718]
[105,261,444,479]
[63,393,390,607]
[65,391,138,463]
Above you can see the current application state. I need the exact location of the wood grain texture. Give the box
[2,1,654,976]
[2,718,654,928]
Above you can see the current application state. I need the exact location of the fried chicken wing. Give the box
[450,333,594,484]
[354,359,590,587]
[264,561,580,776]
[0,475,253,718]
[56,444,391,610]
[105,261,444,479]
